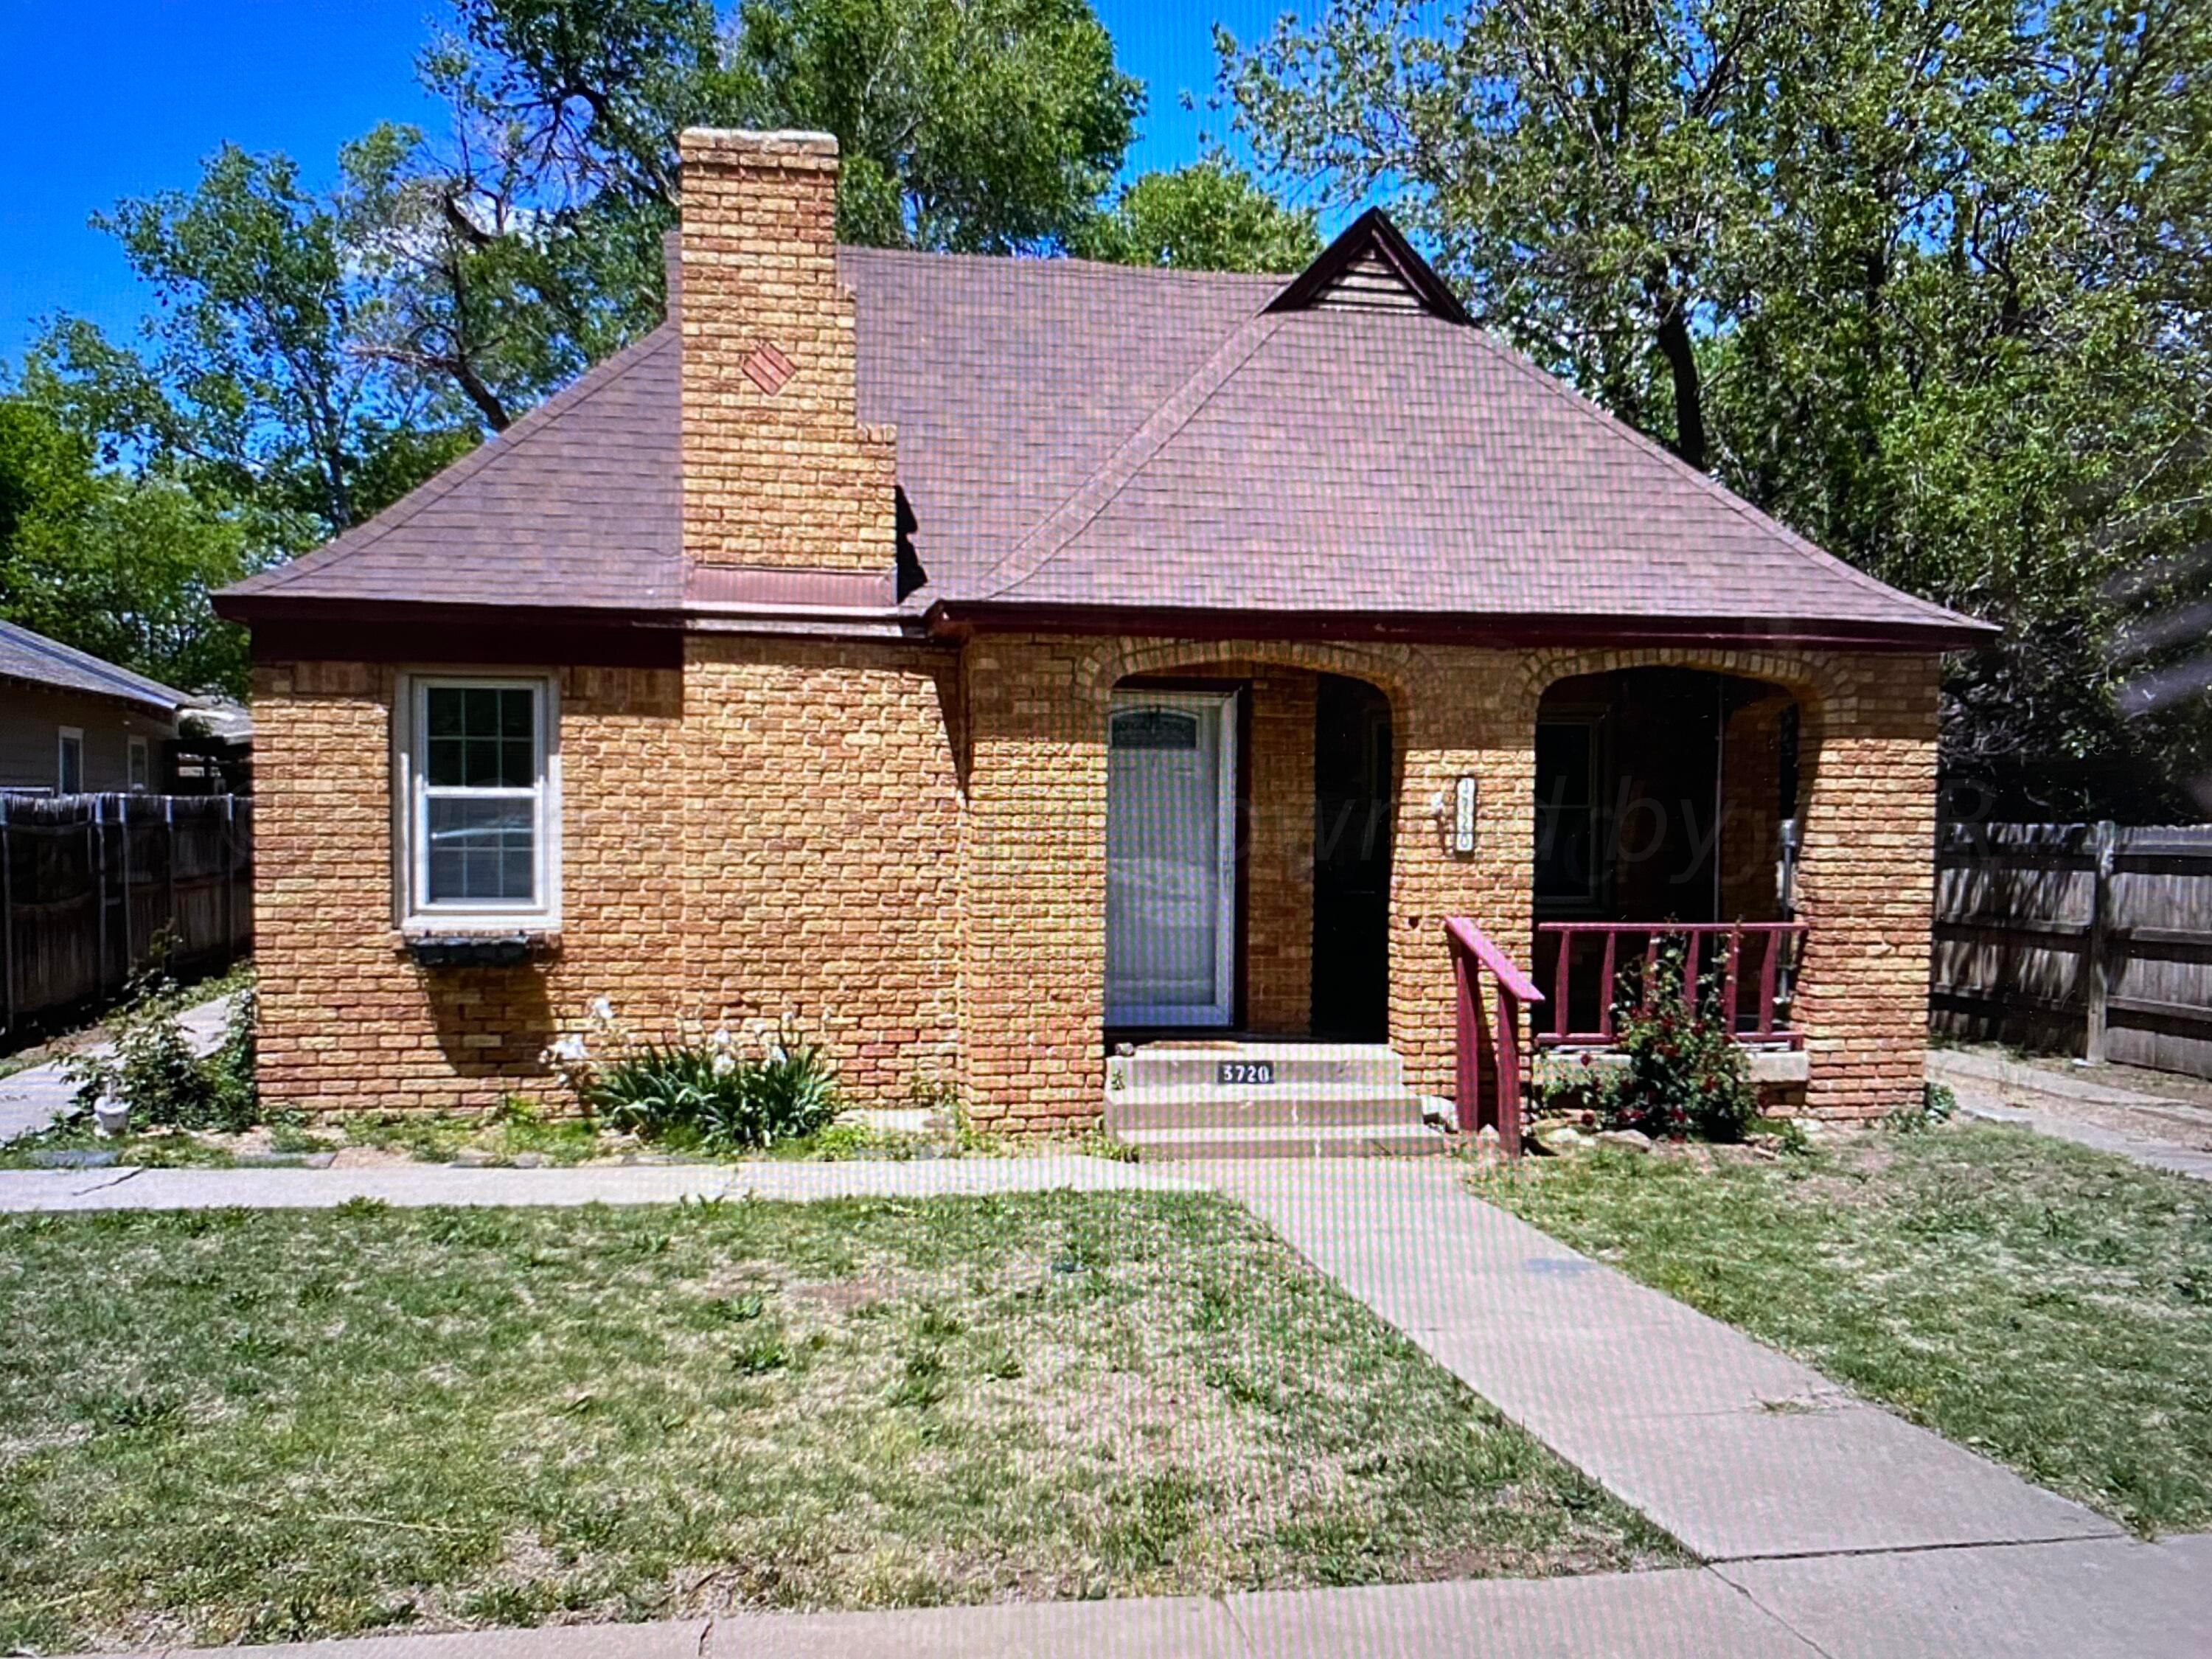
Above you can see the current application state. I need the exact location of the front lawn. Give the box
[1477,1125,2212,1535]
[0,1192,1677,1652]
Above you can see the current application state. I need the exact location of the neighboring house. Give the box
[0,621,190,794]
[216,129,1992,1135]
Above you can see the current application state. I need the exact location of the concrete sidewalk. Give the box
[72,1534,2212,1658]
[1203,1159,2120,1562]
[0,1152,1201,1211]
[0,992,235,1144]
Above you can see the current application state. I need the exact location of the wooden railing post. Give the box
[1446,919,1545,1155]
[1453,945,1481,1133]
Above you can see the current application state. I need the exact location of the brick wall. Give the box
[678,130,896,573]
[253,635,1935,1127]
[251,661,685,1116]
[1242,667,1317,1032]
[681,633,963,1101]
[953,636,1936,1129]
[251,639,959,1117]
[1717,686,1791,925]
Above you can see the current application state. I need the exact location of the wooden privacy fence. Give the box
[1933,821,2212,1078]
[0,793,253,1040]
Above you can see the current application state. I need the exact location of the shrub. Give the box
[1885,1079,1958,1134]
[68,970,260,1133]
[543,1004,841,1152]
[1601,958,1759,1143]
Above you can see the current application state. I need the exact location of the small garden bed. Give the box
[1475,1123,2212,1535]
[0,1192,1677,1651]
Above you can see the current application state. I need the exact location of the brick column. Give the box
[1792,653,1941,1117]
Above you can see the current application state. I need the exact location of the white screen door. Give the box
[1105,689,1238,1026]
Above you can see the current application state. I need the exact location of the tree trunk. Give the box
[1653,300,1708,472]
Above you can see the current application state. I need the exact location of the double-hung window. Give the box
[401,677,557,930]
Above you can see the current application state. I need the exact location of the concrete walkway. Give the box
[1203,1158,2121,1562]
[72,1534,2212,1658]
[0,1152,1200,1211]
[0,992,234,1144]
[1930,1049,2212,1180]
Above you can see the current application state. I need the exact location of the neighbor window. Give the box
[56,728,83,795]
[401,678,557,928]
[127,736,151,793]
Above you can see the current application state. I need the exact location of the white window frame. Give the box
[56,727,83,796]
[127,735,151,793]
[392,673,560,933]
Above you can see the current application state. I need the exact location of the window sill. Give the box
[401,928,559,968]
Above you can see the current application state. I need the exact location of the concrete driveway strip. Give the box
[1200,1158,2121,1562]
[0,1155,1206,1212]
[1717,1533,2212,1658]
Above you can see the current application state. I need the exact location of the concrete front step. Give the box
[1113,1121,1448,1161]
[1111,1040,1404,1092]
[1107,1082,1431,1133]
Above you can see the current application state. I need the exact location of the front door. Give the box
[1105,689,1238,1026]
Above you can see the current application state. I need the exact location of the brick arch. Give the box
[1514,644,1842,714]
[1081,636,1431,718]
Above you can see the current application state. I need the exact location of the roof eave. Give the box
[928,601,1997,653]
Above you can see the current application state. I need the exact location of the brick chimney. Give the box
[677,129,896,580]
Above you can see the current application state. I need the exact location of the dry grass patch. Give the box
[0,1191,1677,1652]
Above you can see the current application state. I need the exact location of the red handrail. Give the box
[1533,922,1807,1049]
[1445,918,1545,1155]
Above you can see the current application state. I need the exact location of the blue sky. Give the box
[0,0,1310,366]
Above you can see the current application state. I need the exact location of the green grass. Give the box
[0,1192,1677,1651]
[1476,1124,2212,1535]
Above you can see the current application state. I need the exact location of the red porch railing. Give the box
[1533,922,1809,1049]
[1446,917,1545,1154]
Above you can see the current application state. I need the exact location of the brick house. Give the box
[215,128,1991,1141]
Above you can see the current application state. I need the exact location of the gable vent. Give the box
[1264,207,1472,327]
[1310,250,1428,313]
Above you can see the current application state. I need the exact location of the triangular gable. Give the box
[1265,207,1472,326]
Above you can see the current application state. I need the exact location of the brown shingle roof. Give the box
[222,220,1988,644]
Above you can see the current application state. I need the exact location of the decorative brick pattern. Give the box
[678,130,896,572]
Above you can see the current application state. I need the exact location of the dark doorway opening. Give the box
[1312,675,1392,1039]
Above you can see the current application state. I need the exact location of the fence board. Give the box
[1934,821,2212,1078]
[0,792,252,1041]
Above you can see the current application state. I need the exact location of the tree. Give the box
[1072,160,1321,272]
[36,145,477,540]
[0,393,259,695]
[1224,0,2212,817]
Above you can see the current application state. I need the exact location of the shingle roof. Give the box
[223,328,684,613]
[0,622,188,716]
[221,216,1988,644]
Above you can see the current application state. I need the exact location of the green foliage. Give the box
[1888,1079,1961,1135]
[724,0,1141,253]
[1602,961,1759,1144]
[66,972,260,1135]
[1223,0,2212,816]
[554,1011,843,1150]
[1072,160,1321,272]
